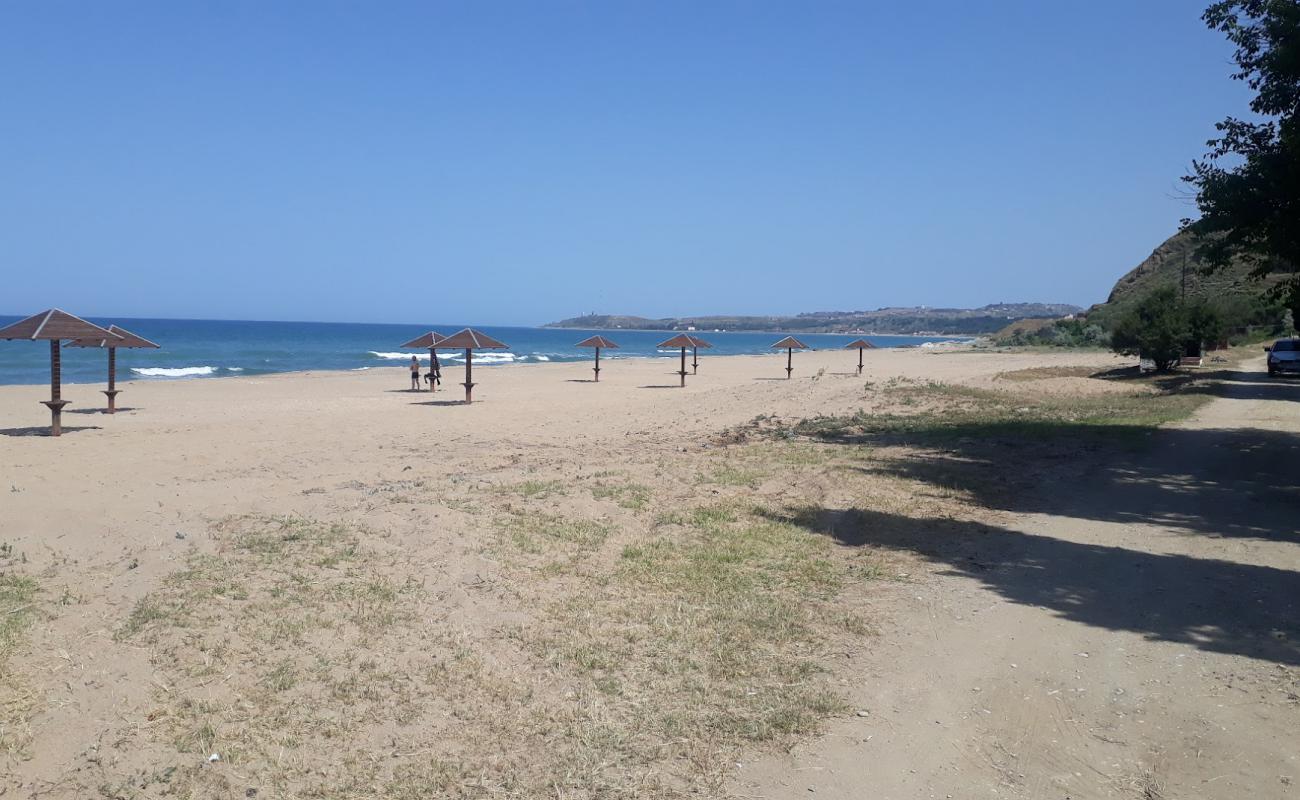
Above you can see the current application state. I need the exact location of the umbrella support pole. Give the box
[462,348,474,403]
[786,347,793,378]
[103,347,119,413]
[858,347,864,375]
[691,347,698,374]
[42,340,69,436]
[593,347,600,381]
[428,347,437,393]
[679,347,687,387]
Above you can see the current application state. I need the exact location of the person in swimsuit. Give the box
[409,355,421,390]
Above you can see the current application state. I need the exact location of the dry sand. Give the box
[2,346,1295,799]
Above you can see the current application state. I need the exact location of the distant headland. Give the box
[543,303,1082,336]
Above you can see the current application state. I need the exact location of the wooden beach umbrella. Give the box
[771,336,810,379]
[66,325,160,413]
[575,335,619,381]
[400,331,447,392]
[0,309,121,436]
[436,328,509,403]
[658,334,713,387]
[844,338,877,375]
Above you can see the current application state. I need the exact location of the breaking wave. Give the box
[131,366,217,378]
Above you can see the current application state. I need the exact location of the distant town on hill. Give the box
[544,303,1083,336]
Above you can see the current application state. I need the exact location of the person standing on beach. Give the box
[409,355,421,390]
[426,350,441,391]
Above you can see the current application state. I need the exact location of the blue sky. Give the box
[0,1,1248,325]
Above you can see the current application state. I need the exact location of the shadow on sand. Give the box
[0,425,103,437]
[761,367,1300,665]
[760,505,1300,666]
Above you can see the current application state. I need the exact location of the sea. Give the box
[0,317,969,386]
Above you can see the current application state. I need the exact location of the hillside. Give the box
[546,303,1082,336]
[1083,229,1285,332]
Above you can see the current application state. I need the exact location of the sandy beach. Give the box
[3,345,1297,799]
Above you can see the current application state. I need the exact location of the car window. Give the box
[1275,340,1299,351]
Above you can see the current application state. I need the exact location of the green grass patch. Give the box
[509,479,567,499]
[703,462,767,488]
[795,378,1211,446]
[590,481,652,512]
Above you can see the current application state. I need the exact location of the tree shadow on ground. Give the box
[831,423,1299,542]
[800,366,1300,542]
[760,506,1300,666]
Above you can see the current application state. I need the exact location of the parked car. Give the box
[1265,339,1300,376]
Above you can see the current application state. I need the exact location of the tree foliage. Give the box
[1184,1,1300,323]
[1110,288,1225,371]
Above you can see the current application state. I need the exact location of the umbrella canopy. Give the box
[575,336,619,381]
[0,309,121,435]
[658,333,713,350]
[575,335,619,349]
[400,331,447,393]
[67,324,159,350]
[399,331,448,349]
[657,334,713,387]
[771,336,810,379]
[66,324,160,413]
[435,328,509,403]
[844,338,877,375]
[771,336,809,350]
[0,309,118,342]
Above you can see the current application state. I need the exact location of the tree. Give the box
[1183,1,1300,325]
[1185,300,1226,352]
[1111,288,1191,371]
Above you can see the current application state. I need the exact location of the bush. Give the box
[997,318,1108,348]
[1110,287,1224,370]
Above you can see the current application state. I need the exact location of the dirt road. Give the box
[736,359,1300,799]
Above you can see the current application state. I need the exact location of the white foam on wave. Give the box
[227,367,244,372]
[373,350,519,365]
[441,352,517,364]
[131,366,217,378]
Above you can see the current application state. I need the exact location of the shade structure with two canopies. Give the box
[657,334,713,387]
[0,309,123,436]
[770,336,809,379]
[843,338,877,375]
[574,335,618,381]
[67,325,161,413]
[435,328,509,403]
[399,331,447,392]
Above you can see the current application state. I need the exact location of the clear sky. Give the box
[0,1,1248,325]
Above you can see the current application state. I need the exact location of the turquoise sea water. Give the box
[0,317,967,386]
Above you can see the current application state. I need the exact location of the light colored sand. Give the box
[1,345,1151,795]
[0,345,1121,569]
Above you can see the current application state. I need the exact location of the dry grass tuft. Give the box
[0,570,39,757]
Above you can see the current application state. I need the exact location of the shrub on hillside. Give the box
[997,318,1109,348]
